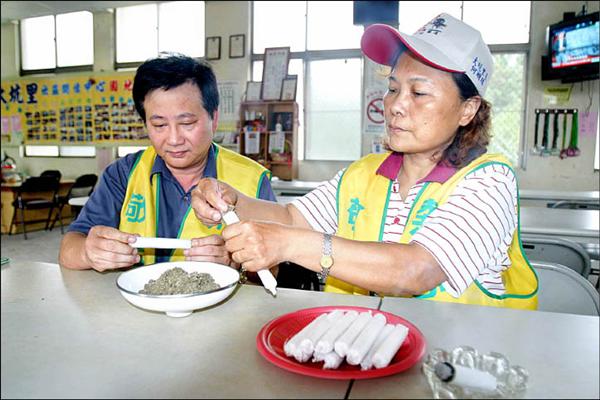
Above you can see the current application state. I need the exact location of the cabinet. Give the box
[238,100,298,181]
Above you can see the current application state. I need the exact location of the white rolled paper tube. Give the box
[312,351,327,363]
[360,324,394,371]
[299,309,345,355]
[322,351,344,370]
[284,313,328,357]
[293,346,312,363]
[346,313,387,365]
[315,310,359,354]
[372,323,409,369]
[334,311,372,358]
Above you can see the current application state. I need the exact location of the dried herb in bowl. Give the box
[139,267,220,295]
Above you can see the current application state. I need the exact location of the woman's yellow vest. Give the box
[119,144,270,264]
[327,152,538,310]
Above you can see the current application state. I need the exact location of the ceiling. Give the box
[1,1,158,24]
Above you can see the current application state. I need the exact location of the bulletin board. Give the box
[1,72,148,145]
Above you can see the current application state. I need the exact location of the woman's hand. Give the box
[84,226,139,272]
[184,234,231,266]
[191,178,238,226]
[222,221,289,271]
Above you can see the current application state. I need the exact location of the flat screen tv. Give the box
[546,11,599,83]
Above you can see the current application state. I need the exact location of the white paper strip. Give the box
[131,237,191,249]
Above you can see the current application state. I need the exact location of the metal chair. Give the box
[521,234,591,278]
[532,261,599,316]
[9,175,61,239]
[547,200,600,210]
[49,173,98,230]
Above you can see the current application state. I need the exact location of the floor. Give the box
[2,225,599,291]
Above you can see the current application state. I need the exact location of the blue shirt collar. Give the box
[150,143,218,181]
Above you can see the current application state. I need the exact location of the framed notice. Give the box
[261,47,290,101]
[280,75,297,101]
[206,36,221,60]
[229,34,245,58]
[246,81,262,101]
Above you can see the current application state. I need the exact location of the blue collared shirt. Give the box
[69,144,275,261]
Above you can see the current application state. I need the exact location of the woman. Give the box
[192,13,538,309]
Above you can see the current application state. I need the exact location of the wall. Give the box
[518,0,599,191]
[1,1,599,189]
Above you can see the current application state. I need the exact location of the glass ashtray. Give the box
[422,346,528,399]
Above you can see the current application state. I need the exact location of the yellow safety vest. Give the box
[119,144,271,264]
[328,152,538,310]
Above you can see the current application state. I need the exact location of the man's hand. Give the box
[84,226,139,272]
[191,178,238,226]
[183,234,231,266]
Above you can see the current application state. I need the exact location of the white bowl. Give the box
[116,261,240,317]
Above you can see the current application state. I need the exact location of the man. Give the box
[59,54,274,272]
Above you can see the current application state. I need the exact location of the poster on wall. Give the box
[217,80,241,132]
[1,72,147,146]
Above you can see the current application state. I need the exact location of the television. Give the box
[544,11,599,83]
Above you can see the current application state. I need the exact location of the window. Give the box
[118,146,148,158]
[253,1,530,164]
[24,145,96,158]
[24,145,59,157]
[60,146,96,158]
[253,1,363,161]
[116,2,205,67]
[20,11,94,73]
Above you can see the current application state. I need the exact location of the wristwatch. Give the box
[318,233,334,280]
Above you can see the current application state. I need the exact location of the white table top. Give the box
[350,297,599,399]
[2,261,599,398]
[520,207,599,244]
[0,261,377,399]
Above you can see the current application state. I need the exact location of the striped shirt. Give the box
[291,156,518,297]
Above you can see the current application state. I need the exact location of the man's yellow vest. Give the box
[119,144,271,264]
[327,152,538,310]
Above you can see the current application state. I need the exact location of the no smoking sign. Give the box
[367,98,384,124]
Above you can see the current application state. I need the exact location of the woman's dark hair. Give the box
[132,53,219,122]
[389,48,492,168]
[442,73,492,168]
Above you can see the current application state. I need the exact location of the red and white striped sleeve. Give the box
[410,164,518,297]
[290,169,344,234]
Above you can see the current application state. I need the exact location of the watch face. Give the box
[320,255,333,269]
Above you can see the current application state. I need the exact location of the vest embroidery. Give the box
[347,197,365,232]
[408,198,438,235]
[126,193,146,223]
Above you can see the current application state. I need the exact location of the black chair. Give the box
[9,176,61,239]
[277,261,321,291]
[40,169,62,181]
[49,173,98,230]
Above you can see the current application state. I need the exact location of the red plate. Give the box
[256,306,426,380]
